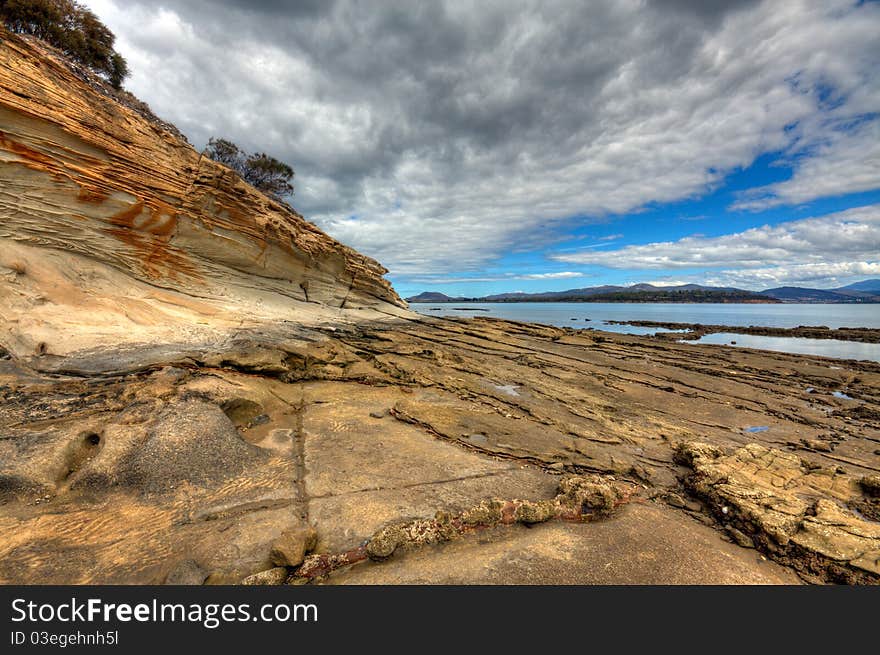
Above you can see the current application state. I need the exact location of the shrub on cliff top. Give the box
[204,137,295,202]
[1,0,129,88]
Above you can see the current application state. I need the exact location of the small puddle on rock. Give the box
[743,426,769,433]
[493,384,521,397]
[832,391,854,400]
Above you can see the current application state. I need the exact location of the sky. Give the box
[83,0,880,298]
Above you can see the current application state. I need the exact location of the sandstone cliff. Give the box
[0,28,407,370]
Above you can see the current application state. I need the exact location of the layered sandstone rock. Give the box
[0,28,407,370]
[677,442,880,583]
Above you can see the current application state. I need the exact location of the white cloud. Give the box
[519,271,585,280]
[732,119,880,210]
[703,262,880,288]
[409,271,588,284]
[553,204,880,270]
[553,204,880,288]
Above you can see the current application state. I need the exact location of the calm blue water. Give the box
[410,302,880,362]
[691,333,880,362]
[409,302,880,329]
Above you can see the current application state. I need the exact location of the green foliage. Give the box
[108,51,128,89]
[203,137,242,170]
[241,153,294,199]
[1,0,129,88]
[204,137,295,201]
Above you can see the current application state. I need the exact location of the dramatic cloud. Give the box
[84,0,880,277]
[554,204,880,288]
[732,118,880,210]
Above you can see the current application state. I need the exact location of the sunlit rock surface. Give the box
[0,29,406,371]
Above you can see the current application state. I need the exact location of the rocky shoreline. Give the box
[2,316,877,584]
[606,320,880,344]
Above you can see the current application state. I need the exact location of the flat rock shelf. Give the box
[1,315,877,585]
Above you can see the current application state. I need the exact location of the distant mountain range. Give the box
[406,280,880,304]
[761,279,880,302]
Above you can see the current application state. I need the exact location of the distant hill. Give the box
[406,279,880,304]
[405,291,467,302]
[760,279,880,303]
[480,283,766,302]
[759,287,849,302]
[838,279,880,293]
[407,283,776,303]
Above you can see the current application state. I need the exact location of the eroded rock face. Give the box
[1,314,878,584]
[0,29,406,369]
[678,442,880,583]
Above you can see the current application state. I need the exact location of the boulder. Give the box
[241,567,289,586]
[270,527,318,567]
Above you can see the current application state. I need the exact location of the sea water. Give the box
[409,302,880,361]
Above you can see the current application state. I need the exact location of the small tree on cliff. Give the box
[107,52,129,89]
[0,0,129,88]
[204,137,295,202]
[203,138,242,170]
[241,153,294,199]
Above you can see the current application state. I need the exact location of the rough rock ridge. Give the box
[677,442,879,583]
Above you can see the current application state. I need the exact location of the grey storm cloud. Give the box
[85,0,880,277]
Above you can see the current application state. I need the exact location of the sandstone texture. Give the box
[241,567,289,586]
[1,29,878,585]
[677,442,880,583]
[2,315,878,584]
[270,527,317,567]
[0,29,406,372]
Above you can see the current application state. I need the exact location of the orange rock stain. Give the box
[104,200,202,282]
